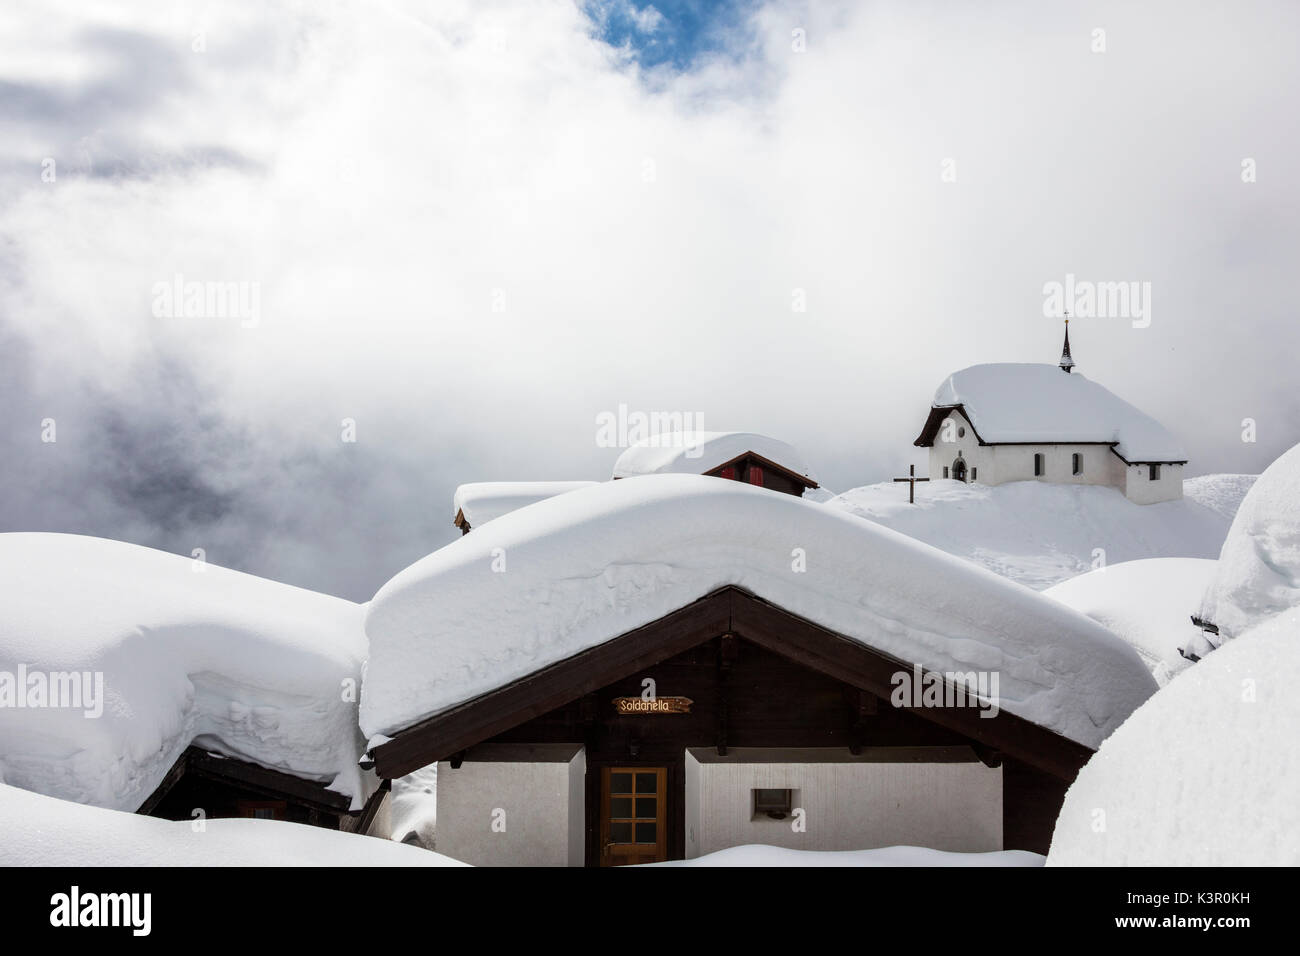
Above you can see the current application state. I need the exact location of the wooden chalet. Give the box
[369,586,1091,866]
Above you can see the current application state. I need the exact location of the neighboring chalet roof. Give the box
[452,481,599,531]
[1196,441,1300,642]
[913,364,1187,464]
[360,476,1156,774]
[0,533,377,814]
[612,431,818,488]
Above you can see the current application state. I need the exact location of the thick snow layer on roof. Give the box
[1045,558,1215,686]
[0,533,373,813]
[1197,442,1300,640]
[649,844,1042,867]
[0,784,463,866]
[362,475,1156,748]
[931,364,1186,462]
[453,481,599,528]
[827,477,1241,591]
[1047,606,1300,866]
[612,431,815,481]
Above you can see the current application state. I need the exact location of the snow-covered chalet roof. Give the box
[0,533,373,813]
[915,364,1187,463]
[361,475,1156,749]
[1197,441,1300,640]
[612,431,816,484]
[453,481,599,529]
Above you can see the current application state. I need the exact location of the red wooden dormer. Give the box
[612,432,819,498]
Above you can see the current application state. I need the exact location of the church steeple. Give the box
[1059,313,1075,373]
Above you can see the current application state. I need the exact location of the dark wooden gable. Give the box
[138,745,387,833]
[369,586,1094,783]
[704,451,818,497]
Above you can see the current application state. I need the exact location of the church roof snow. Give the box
[914,363,1187,463]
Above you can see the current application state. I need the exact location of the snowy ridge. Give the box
[612,431,815,481]
[932,364,1186,462]
[827,477,1244,591]
[453,481,599,527]
[361,475,1156,749]
[0,783,463,866]
[1045,558,1216,686]
[0,533,373,813]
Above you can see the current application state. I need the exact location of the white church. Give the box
[913,322,1187,504]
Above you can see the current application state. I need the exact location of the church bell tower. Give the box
[1059,315,1075,373]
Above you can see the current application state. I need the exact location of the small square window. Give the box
[752,788,793,820]
[237,800,286,821]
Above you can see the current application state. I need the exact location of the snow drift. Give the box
[1045,558,1216,686]
[0,533,373,813]
[828,476,1244,591]
[361,475,1156,748]
[1047,606,1300,866]
[649,843,1043,867]
[0,784,462,866]
[1197,441,1300,641]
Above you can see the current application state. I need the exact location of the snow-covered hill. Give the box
[825,475,1255,591]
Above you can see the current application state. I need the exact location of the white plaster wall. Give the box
[566,748,586,867]
[929,410,992,482]
[434,751,583,866]
[985,442,1116,487]
[684,750,1002,858]
[1122,461,1184,504]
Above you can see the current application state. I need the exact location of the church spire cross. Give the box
[1059,312,1075,373]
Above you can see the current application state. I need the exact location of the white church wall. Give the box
[929,410,992,483]
[683,747,1002,858]
[985,443,1116,487]
[434,744,584,866]
[1122,461,1184,504]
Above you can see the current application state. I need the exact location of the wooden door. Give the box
[599,767,668,866]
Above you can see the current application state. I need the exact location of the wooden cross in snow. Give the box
[893,464,929,504]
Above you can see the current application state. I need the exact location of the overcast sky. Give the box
[2,0,1297,601]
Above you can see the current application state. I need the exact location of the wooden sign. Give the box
[613,696,693,715]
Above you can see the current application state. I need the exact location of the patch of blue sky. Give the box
[582,0,759,71]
